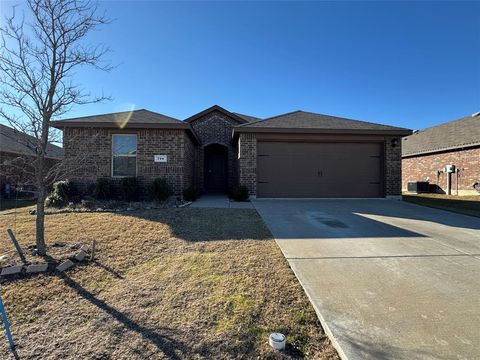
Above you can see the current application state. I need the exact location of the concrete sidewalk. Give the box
[253,199,480,360]
[190,194,254,209]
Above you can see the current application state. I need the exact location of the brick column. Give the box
[385,136,402,197]
[238,133,257,197]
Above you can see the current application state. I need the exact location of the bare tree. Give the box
[0,0,112,255]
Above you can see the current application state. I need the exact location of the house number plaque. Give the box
[154,155,167,163]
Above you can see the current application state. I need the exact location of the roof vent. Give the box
[472,112,480,117]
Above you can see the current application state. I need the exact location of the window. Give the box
[112,134,137,177]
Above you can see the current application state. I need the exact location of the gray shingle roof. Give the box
[52,109,200,144]
[233,113,262,123]
[0,124,63,159]
[402,112,480,157]
[235,110,411,135]
[52,109,186,128]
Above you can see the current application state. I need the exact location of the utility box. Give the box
[445,164,455,173]
[407,181,430,193]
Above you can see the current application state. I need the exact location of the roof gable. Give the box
[402,112,480,157]
[185,105,248,124]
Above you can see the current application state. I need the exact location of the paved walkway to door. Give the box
[190,194,254,209]
[253,199,480,360]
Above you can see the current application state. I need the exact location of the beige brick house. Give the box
[52,105,411,198]
[402,112,480,195]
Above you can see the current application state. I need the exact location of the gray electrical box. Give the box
[445,164,455,173]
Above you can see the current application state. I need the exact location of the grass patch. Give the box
[403,194,480,218]
[0,207,338,359]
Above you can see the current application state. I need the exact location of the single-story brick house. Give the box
[52,105,411,199]
[402,112,480,195]
[0,123,63,197]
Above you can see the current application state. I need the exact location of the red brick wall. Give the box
[137,129,186,196]
[63,127,192,197]
[402,147,480,194]
[63,127,110,182]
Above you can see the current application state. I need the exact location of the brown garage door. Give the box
[257,142,384,198]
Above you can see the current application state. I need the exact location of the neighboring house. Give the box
[402,112,480,195]
[0,124,63,197]
[52,105,411,199]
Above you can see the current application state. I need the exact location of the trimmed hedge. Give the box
[230,185,249,202]
[149,178,172,202]
[93,178,113,200]
[120,177,139,201]
[182,186,199,202]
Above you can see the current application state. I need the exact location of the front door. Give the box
[204,145,228,193]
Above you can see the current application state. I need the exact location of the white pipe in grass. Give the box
[269,332,286,350]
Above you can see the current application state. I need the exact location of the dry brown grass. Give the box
[0,206,338,360]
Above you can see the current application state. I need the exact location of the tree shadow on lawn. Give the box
[92,259,124,279]
[119,208,273,242]
[57,273,203,359]
[56,272,266,359]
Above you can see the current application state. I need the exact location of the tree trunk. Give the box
[36,187,47,256]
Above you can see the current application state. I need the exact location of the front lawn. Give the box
[0,207,338,359]
[403,193,480,218]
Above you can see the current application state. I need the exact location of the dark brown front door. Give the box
[204,144,228,193]
[257,142,384,198]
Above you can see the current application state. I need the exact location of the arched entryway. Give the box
[204,144,228,193]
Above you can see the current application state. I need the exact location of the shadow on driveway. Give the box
[253,199,480,241]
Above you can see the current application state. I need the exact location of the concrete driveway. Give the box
[253,199,480,360]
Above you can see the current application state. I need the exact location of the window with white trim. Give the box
[112,134,137,177]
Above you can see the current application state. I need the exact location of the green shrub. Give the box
[45,192,64,208]
[120,177,139,201]
[230,185,249,202]
[94,178,113,200]
[55,180,71,199]
[45,180,77,207]
[182,186,199,201]
[149,178,172,202]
